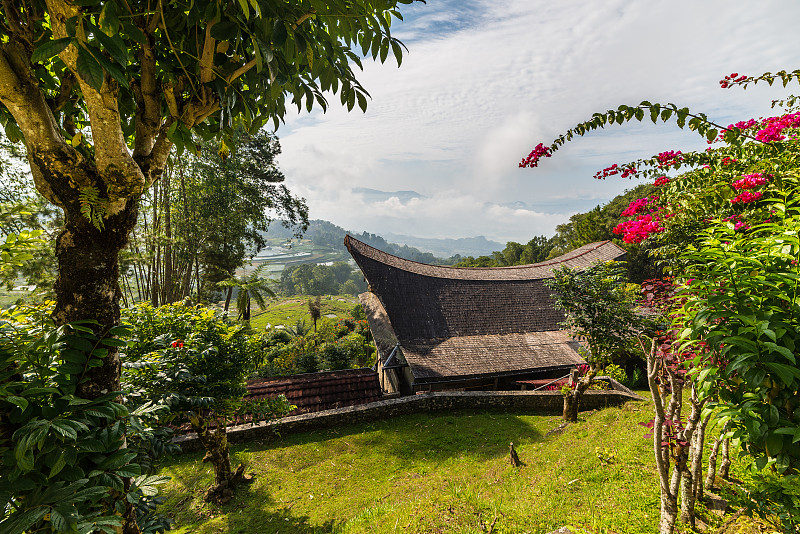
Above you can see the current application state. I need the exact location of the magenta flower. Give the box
[519,143,552,168]
[730,191,762,204]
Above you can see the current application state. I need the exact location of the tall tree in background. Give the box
[0,0,418,406]
[126,131,306,306]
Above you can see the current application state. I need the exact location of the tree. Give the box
[544,261,646,422]
[217,269,275,322]
[126,131,306,306]
[122,302,292,503]
[307,295,322,332]
[0,0,418,402]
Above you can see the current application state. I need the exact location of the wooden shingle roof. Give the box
[346,236,626,384]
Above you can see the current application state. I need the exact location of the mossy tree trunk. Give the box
[562,367,596,422]
[190,415,248,504]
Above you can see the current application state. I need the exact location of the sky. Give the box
[274,0,800,243]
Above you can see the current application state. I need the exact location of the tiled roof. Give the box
[401,331,584,383]
[347,236,627,383]
[245,368,382,414]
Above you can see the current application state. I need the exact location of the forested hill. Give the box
[264,219,460,264]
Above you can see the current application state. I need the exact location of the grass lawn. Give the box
[248,295,360,331]
[156,395,725,534]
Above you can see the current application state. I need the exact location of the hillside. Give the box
[261,219,463,264]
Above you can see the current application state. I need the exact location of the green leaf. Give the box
[764,342,796,364]
[6,395,28,411]
[31,38,72,63]
[3,507,47,534]
[211,21,240,41]
[50,508,69,532]
[49,450,68,478]
[64,335,94,353]
[236,0,249,19]
[121,22,147,45]
[93,28,128,66]
[765,362,800,386]
[98,2,119,35]
[76,47,104,91]
[272,20,287,47]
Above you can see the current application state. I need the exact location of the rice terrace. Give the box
[1,1,799,534]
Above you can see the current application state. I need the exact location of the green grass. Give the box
[157,398,680,534]
[248,295,359,331]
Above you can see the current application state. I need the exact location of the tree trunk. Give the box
[242,292,251,321]
[224,286,233,312]
[562,389,579,422]
[162,170,173,303]
[562,368,595,422]
[54,200,139,399]
[190,415,247,504]
[718,437,731,479]
[705,434,722,490]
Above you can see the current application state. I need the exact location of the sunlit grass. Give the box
[247,295,359,331]
[157,397,684,534]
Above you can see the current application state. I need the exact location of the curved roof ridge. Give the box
[344,235,626,281]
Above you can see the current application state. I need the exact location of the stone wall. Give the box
[174,379,643,453]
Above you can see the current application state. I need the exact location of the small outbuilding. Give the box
[345,235,627,395]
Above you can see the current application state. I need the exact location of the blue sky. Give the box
[275,0,800,243]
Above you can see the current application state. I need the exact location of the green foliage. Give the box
[256,316,373,377]
[0,0,418,146]
[278,261,366,296]
[217,268,276,321]
[0,305,169,534]
[678,214,800,498]
[78,186,108,231]
[545,261,646,368]
[122,302,262,417]
[599,363,628,384]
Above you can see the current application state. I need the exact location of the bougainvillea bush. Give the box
[521,70,800,532]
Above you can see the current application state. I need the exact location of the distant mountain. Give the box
[382,233,503,258]
[262,219,503,262]
[352,187,424,204]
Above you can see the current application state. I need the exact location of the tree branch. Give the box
[226,58,258,85]
[199,22,216,84]
[132,26,161,160]
[46,0,146,207]
[292,10,316,30]
[0,41,75,205]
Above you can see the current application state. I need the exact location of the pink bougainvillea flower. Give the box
[519,143,552,168]
[755,112,800,142]
[732,173,768,190]
[656,150,682,168]
[730,191,762,204]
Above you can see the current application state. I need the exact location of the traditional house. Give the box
[345,235,627,395]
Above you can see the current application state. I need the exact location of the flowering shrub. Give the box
[520,68,800,532]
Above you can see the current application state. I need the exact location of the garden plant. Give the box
[521,69,800,532]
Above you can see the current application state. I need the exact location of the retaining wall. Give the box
[174,379,643,452]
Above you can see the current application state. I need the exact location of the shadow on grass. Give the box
[158,453,341,534]
[236,408,546,464]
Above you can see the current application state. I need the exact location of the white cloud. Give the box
[276,0,800,243]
